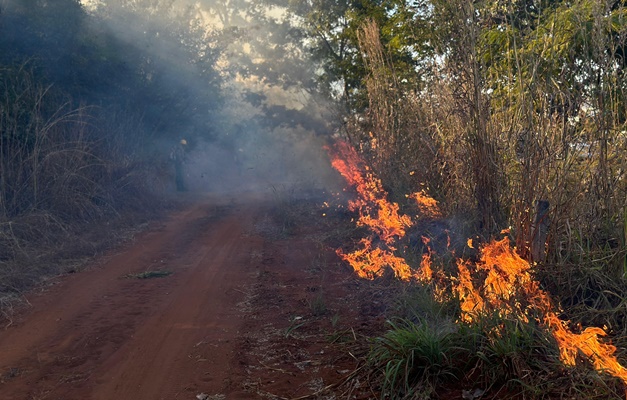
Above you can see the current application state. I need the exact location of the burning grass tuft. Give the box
[368,292,626,399]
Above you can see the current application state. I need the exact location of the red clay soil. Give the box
[0,193,385,400]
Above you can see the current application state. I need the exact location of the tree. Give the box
[286,0,432,109]
[78,0,225,139]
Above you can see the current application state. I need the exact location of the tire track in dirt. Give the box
[0,195,265,400]
[0,194,386,400]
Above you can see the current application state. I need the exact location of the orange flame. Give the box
[328,142,448,282]
[328,141,411,244]
[337,238,414,280]
[454,260,485,323]
[409,191,442,219]
[477,237,532,321]
[546,313,627,383]
[414,237,436,283]
[455,238,529,323]
[359,199,411,244]
[457,236,627,388]
[328,139,627,391]
[327,141,418,280]
[416,252,434,282]
[328,140,627,390]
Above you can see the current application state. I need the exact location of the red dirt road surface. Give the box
[0,194,381,400]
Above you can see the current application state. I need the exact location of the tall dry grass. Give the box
[348,1,627,330]
[0,64,165,310]
[353,19,444,203]
[1,65,103,220]
[343,4,627,396]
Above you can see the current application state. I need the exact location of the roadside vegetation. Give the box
[0,0,333,320]
[0,65,161,316]
[308,0,627,398]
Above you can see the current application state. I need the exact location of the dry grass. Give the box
[342,3,627,397]
[0,63,167,318]
[348,3,627,302]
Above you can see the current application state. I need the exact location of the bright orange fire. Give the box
[458,237,627,388]
[328,139,627,391]
[456,237,532,322]
[328,141,411,245]
[416,252,434,282]
[337,238,414,280]
[454,259,485,323]
[327,141,417,280]
[328,141,448,282]
[409,191,442,219]
[546,313,627,383]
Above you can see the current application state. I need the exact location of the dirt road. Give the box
[0,194,377,400]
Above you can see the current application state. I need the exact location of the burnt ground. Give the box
[0,192,391,400]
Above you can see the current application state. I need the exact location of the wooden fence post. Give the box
[531,200,550,264]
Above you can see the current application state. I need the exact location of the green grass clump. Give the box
[308,292,328,316]
[366,283,626,399]
[125,270,173,279]
[369,317,460,399]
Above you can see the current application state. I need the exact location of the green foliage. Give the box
[466,316,558,394]
[320,0,626,262]
[393,283,458,323]
[283,0,432,108]
[368,305,626,398]
[308,292,328,316]
[1,0,224,141]
[285,317,305,338]
[369,317,459,398]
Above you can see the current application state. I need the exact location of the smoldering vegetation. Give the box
[0,0,340,312]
